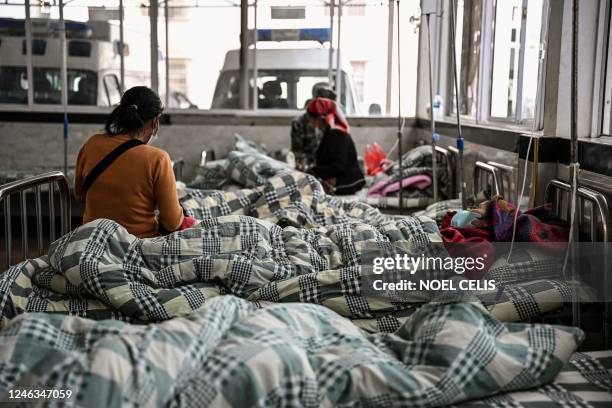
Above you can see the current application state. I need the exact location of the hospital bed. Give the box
[1,171,611,406]
[361,144,460,212]
[0,171,71,271]
[473,160,516,199]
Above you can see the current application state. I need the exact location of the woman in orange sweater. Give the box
[74,86,195,238]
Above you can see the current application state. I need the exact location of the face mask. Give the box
[450,210,481,228]
[148,120,159,145]
[148,133,158,145]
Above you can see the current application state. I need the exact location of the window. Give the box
[490,1,522,118]
[447,0,546,126]
[160,1,240,109]
[489,0,543,122]
[350,60,366,103]
[103,74,121,106]
[22,38,46,55]
[68,40,91,57]
[325,3,366,17]
[0,66,97,105]
[452,0,482,117]
[0,0,419,116]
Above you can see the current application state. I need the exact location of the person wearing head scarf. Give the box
[290,84,337,171]
[305,97,365,195]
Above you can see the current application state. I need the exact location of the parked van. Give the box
[211,29,360,114]
[0,17,148,107]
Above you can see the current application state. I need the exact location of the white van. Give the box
[211,45,360,114]
[0,17,148,107]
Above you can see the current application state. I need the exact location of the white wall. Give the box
[0,118,409,180]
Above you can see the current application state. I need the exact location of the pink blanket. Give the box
[368,174,432,197]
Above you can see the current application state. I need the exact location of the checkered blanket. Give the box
[188,134,293,190]
[180,171,389,228]
[0,208,446,331]
[0,295,584,407]
[457,350,612,407]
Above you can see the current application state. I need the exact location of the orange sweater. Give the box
[74,133,184,238]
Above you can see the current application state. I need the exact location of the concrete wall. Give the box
[0,117,413,180]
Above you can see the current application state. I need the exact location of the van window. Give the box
[0,66,97,105]
[103,74,121,106]
[211,69,355,114]
[68,40,92,58]
[21,39,46,55]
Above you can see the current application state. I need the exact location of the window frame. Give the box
[0,0,417,118]
[600,0,612,136]
[103,74,121,107]
[443,0,549,130]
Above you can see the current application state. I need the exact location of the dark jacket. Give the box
[312,128,365,195]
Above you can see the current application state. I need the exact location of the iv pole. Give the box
[569,0,581,328]
[448,0,467,209]
[423,4,439,203]
[396,0,404,214]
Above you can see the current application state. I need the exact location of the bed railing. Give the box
[435,146,457,199]
[545,179,610,242]
[172,159,185,182]
[0,172,71,270]
[474,161,504,197]
[487,161,516,203]
[545,179,611,345]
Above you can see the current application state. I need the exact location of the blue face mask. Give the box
[451,210,481,228]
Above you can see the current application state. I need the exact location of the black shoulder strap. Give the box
[82,139,144,192]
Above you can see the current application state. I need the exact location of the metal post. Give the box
[385,0,394,115]
[335,0,343,104]
[570,0,580,328]
[150,0,159,93]
[449,0,466,209]
[35,185,43,255]
[119,0,125,92]
[20,190,27,260]
[425,13,439,202]
[59,0,68,176]
[328,0,335,86]
[396,0,403,214]
[165,0,169,108]
[24,0,34,106]
[239,0,249,109]
[4,198,11,269]
[252,0,258,110]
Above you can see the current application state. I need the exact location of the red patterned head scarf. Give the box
[306,97,350,134]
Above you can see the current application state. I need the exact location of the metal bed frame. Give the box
[172,159,185,182]
[487,161,516,202]
[434,145,459,199]
[473,161,517,201]
[0,172,71,270]
[545,179,611,346]
[474,161,504,197]
[545,179,610,242]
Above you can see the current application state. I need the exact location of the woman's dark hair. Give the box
[104,86,163,136]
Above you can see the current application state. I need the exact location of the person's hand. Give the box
[180,216,198,230]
